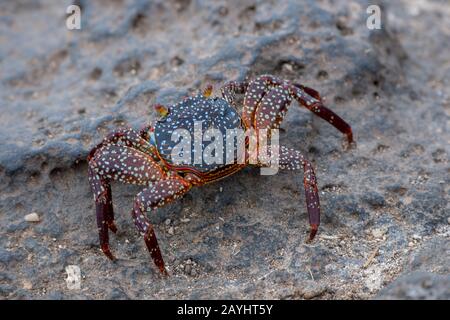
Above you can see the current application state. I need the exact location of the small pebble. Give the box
[281,63,294,73]
[412,234,422,241]
[371,228,387,239]
[65,265,81,290]
[184,264,192,275]
[24,212,40,222]
[180,218,190,223]
[22,280,33,290]
[165,218,171,226]
[167,226,174,235]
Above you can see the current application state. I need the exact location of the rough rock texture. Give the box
[375,272,449,300]
[0,0,448,299]
[375,236,449,299]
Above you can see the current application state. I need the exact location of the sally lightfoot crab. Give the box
[88,74,353,274]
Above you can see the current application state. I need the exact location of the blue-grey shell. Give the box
[153,95,243,172]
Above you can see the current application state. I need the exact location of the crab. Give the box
[88,74,353,275]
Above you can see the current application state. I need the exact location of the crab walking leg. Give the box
[290,84,354,143]
[103,184,117,232]
[88,145,165,260]
[220,80,248,106]
[279,146,321,241]
[88,127,158,160]
[242,74,353,143]
[131,178,192,274]
[241,77,275,128]
[88,165,116,260]
[87,161,117,233]
[254,85,292,129]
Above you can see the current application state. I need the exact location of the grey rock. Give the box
[362,192,386,209]
[406,237,449,274]
[5,221,29,233]
[34,213,65,238]
[0,0,448,299]
[0,248,25,266]
[44,291,65,300]
[0,284,15,297]
[107,287,130,300]
[375,272,450,300]
[301,281,328,299]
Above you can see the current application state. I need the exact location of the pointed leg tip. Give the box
[105,253,117,261]
[346,132,355,147]
[101,245,116,261]
[307,225,318,243]
[160,268,169,277]
[108,222,118,233]
[344,138,356,150]
[154,259,168,276]
[347,133,353,143]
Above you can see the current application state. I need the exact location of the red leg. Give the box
[104,184,117,233]
[220,80,248,107]
[254,86,292,129]
[291,84,354,143]
[88,165,116,260]
[131,178,191,275]
[278,146,320,241]
[244,77,323,239]
[88,128,157,163]
[88,143,165,261]
[239,75,353,143]
[242,76,275,127]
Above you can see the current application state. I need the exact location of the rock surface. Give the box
[0,0,448,299]
[375,272,449,300]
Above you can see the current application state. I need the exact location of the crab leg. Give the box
[242,75,353,143]
[241,77,272,128]
[278,146,320,241]
[253,83,292,129]
[88,127,157,157]
[220,80,249,108]
[235,75,353,241]
[246,79,322,239]
[131,178,191,275]
[88,165,116,260]
[88,144,165,263]
[291,84,354,143]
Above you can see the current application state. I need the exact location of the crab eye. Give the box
[154,104,170,118]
